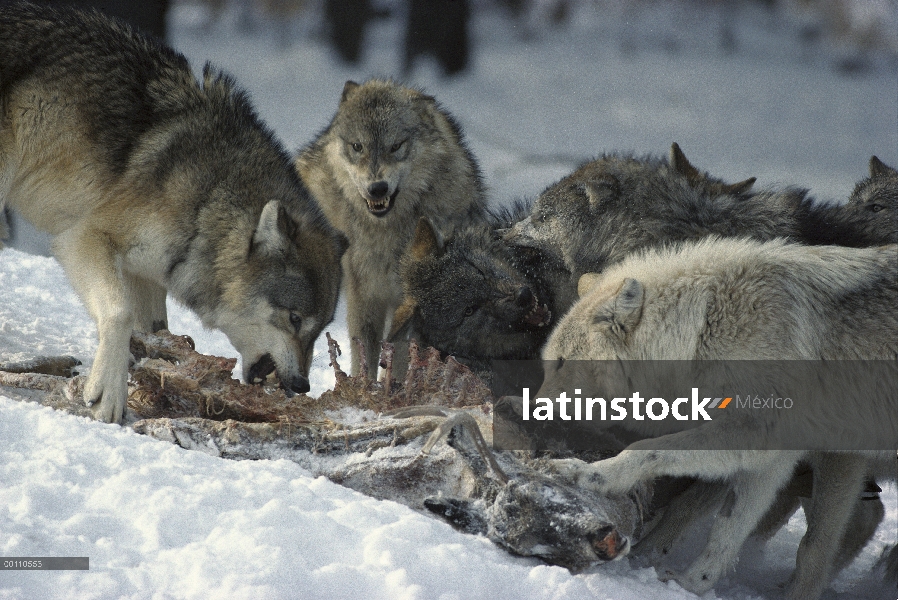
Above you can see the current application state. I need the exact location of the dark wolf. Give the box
[296,79,488,376]
[0,3,346,423]
[389,202,555,376]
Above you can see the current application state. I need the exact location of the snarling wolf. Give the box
[296,79,488,376]
[0,3,346,423]
[539,237,898,599]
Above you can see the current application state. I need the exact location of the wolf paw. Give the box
[660,564,721,595]
[83,369,128,424]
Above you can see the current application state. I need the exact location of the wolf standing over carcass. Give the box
[538,237,898,600]
[296,79,488,376]
[0,3,346,423]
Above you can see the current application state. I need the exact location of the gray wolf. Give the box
[504,143,766,294]
[0,3,346,423]
[296,79,488,376]
[538,237,897,599]
[506,142,896,312]
[850,156,898,209]
[388,202,555,376]
[796,155,898,246]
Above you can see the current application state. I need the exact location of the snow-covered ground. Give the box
[1,2,896,598]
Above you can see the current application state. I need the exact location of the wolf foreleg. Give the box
[787,452,868,600]
[668,460,796,594]
[53,227,132,423]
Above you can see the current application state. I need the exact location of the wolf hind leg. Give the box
[127,273,168,333]
[53,227,132,423]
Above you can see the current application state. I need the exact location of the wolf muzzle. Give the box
[364,181,399,217]
[247,353,310,395]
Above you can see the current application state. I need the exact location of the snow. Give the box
[1,3,896,599]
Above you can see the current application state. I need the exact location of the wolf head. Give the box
[319,79,475,220]
[206,200,346,395]
[390,217,552,364]
[504,143,757,275]
[844,156,898,242]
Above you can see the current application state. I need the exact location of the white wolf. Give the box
[538,236,898,599]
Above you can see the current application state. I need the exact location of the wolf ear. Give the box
[408,218,442,260]
[870,155,897,178]
[577,273,603,297]
[718,177,756,195]
[388,296,418,342]
[252,200,294,255]
[670,143,702,184]
[341,81,360,103]
[583,176,619,203]
[594,278,644,338]
[671,142,755,195]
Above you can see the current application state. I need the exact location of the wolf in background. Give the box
[296,79,488,376]
[0,3,346,423]
[795,155,898,246]
[539,237,898,599]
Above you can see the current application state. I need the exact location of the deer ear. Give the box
[252,200,293,255]
[577,273,603,297]
[341,80,360,103]
[408,218,442,260]
[870,156,897,178]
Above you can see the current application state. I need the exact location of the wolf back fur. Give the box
[539,237,898,599]
[507,144,897,309]
[0,3,346,422]
[296,79,488,375]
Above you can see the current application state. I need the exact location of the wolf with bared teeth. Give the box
[296,79,488,376]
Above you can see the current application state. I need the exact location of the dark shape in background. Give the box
[323,0,373,64]
[5,0,171,40]
[404,0,471,77]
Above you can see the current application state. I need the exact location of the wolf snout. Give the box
[282,373,310,396]
[246,353,310,395]
[588,527,629,561]
[362,181,397,216]
[505,286,552,328]
[367,181,389,199]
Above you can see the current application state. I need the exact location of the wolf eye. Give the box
[390,141,405,153]
[289,312,302,330]
[351,142,363,152]
[869,203,884,212]
[464,306,476,317]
